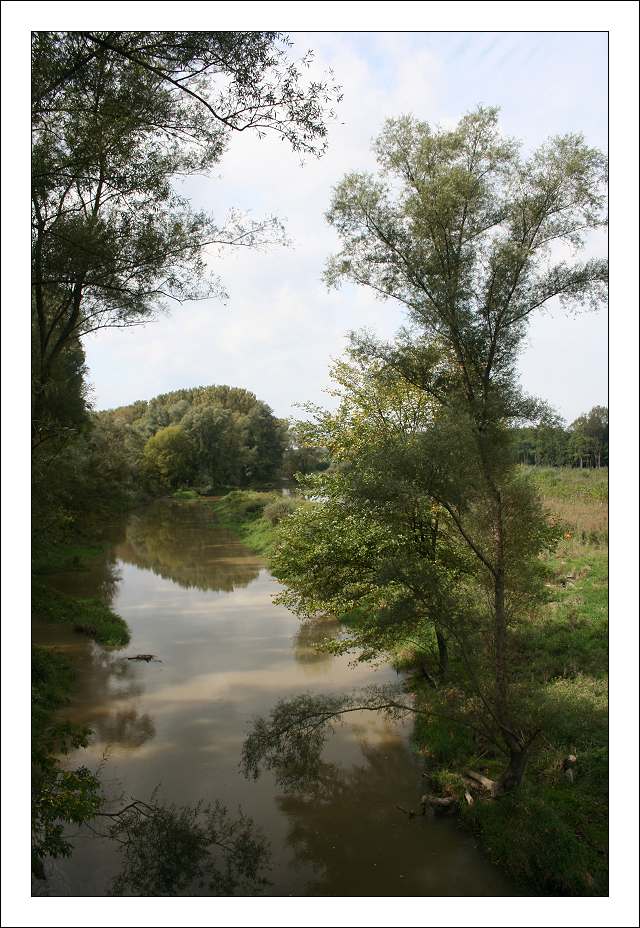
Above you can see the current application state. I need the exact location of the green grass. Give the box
[523,465,609,502]
[32,581,130,648]
[32,646,76,730]
[32,542,108,576]
[210,490,291,555]
[411,466,609,895]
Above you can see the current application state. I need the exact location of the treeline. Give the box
[512,406,608,468]
[99,385,288,493]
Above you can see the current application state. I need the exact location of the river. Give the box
[33,500,513,897]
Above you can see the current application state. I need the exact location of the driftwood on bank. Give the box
[397,766,506,821]
[465,769,498,796]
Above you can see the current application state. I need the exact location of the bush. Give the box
[263,497,299,526]
[172,488,200,500]
[214,490,280,522]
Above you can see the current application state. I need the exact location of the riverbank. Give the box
[413,467,608,895]
[212,472,608,896]
[32,543,130,647]
[209,489,298,554]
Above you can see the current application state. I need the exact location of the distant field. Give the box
[525,465,608,546]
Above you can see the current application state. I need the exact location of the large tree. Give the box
[247,107,607,792]
[31,31,341,440]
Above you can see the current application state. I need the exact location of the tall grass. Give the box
[211,490,304,555]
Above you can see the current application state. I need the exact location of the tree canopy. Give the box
[32,31,341,441]
[103,384,287,491]
[248,106,607,794]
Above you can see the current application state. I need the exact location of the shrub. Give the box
[263,497,299,526]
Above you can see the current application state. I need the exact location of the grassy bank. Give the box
[210,490,300,555]
[32,539,130,648]
[413,466,608,895]
[32,541,109,576]
[32,581,131,648]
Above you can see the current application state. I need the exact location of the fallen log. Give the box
[420,794,457,815]
[465,769,498,796]
[126,654,161,662]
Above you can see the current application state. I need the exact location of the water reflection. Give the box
[33,501,515,897]
[292,617,341,673]
[54,646,156,752]
[117,502,262,593]
[279,739,511,897]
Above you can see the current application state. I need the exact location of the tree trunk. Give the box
[496,744,529,793]
[436,628,448,679]
[494,569,508,725]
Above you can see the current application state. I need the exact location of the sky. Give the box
[84,31,608,425]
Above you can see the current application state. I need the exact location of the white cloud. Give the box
[85,32,607,423]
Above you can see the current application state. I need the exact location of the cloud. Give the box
[85,32,607,423]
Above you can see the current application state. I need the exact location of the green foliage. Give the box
[282,443,331,479]
[143,424,195,490]
[32,29,336,542]
[513,407,608,468]
[32,581,130,647]
[262,496,300,526]
[211,489,297,554]
[32,541,107,575]
[526,465,609,502]
[464,777,607,895]
[420,482,609,895]
[172,488,201,500]
[246,107,608,896]
[104,385,287,493]
[31,647,103,877]
[32,32,341,436]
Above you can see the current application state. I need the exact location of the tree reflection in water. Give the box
[56,648,156,752]
[276,739,510,896]
[292,617,341,673]
[118,501,262,593]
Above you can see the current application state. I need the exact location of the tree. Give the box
[101,384,286,490]
[143,424,194,489]
[181,404,236,486]
[32,31,341,440]
[569,405,608,467]
[265,345,559,791]
[248,107,607,792]
[271,348,460,683]
[282,422,331,479]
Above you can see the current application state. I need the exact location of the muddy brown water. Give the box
[33,500,514,897]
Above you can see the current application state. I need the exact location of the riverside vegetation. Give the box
[211,464,608,895]
[31,29,341,892]
[30,33,607,899]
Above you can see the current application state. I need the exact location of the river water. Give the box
[33,500,512,897]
